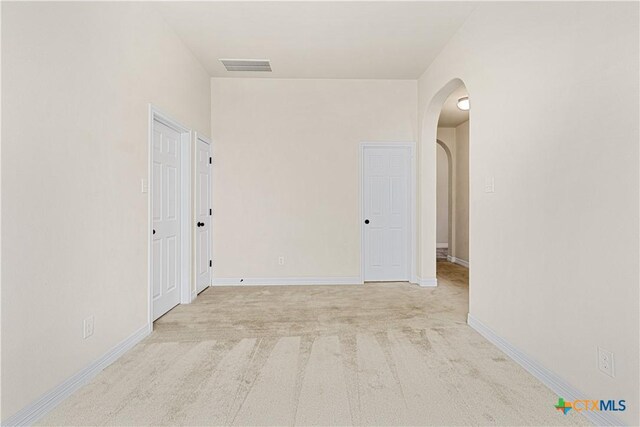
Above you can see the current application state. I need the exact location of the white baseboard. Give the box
[436,243,449,249]
[467,314,624,427]
[212,276,363,286]
[447,255,469,268]
[455,258,469,268]
[416,277,438,287]
[2,324,151,427]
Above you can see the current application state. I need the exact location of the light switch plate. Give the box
[141,178,148,194]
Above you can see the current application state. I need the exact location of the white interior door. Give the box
[152,119,182,320]
[195,137,211,294]
[363,146,410,281]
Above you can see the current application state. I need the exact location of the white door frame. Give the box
[148,105,193,328]
[194,132,213,294]
[359,142,416,284]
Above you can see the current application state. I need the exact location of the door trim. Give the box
[359,142,416,284]
[194,132,213,294]
[148,105,193,327]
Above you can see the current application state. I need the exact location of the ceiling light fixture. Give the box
[457,96,470,111]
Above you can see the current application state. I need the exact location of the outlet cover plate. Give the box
[597,347,614,377]
[83,316,95,339]
[484,176,495,193]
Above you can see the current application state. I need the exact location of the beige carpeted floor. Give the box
[40,262,586,426]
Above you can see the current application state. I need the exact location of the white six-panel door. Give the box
[363,146,410,281]
[195,137,211,294]
[152,120,182,320]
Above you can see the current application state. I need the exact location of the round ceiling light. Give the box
[457,96,470,111]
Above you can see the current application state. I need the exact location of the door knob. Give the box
[197,222,204,227]
[364,219,370,224]
[153,229,156,234]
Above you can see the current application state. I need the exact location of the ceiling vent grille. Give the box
[220,59,272,72]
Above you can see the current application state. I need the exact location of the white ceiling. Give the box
[157,2,476,79]
[438,85,469,127]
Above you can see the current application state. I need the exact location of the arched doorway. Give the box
[435,85,469,269]
[417,78,470,313]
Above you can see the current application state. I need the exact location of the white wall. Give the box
[418,3,638,424]
[436,125,469,261]
[437,128,456,256]
[454,120,469,262]
[436,144,449,246]
[211,78,417,280]
[1,2,210,420]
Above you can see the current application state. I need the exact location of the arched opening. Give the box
[435,84,469,268]
[434,83,469,306]
[418,77,470,315]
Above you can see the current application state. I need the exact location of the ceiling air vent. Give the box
[220,59,272,72]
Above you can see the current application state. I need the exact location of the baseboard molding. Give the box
[212,276,363,286]
[456,258,469,268]
[467,314,625,427]
[436,243,449,248]
[447,255,469,268]
[416,277,438,287]
[2,324,151,427]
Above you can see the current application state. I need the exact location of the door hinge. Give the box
[209,208,212,215]
[209,157,212,164]
[209,260,212,267]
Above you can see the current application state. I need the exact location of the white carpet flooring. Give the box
[39,262,586,426]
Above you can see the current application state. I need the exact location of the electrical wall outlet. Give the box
[278,256,285,265]
[598,347,614,377]
[83,316,95,339]
[484,176,495,193]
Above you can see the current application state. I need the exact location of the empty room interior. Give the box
[1,1,639,426]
